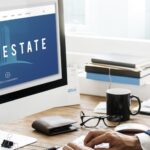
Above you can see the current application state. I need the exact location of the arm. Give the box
[136,132,150,150]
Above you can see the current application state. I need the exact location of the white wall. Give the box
[82,0,148,39]
[128,0,146,39]
[85,0,128,37]
[66,34,150,56]
[146,0,150,39]
[0,0,51,10]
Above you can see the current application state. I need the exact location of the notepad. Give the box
[94,102,106,114]
[0,130,37,150]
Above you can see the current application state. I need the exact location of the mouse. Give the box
[114,123,149,134]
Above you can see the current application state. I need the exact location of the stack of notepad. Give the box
[85,53,150,85]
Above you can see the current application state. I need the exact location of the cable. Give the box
[108,67,112,89]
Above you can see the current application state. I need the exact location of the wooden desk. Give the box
[0,94,149,149]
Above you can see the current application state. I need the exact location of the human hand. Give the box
[63,143,93,150]
[84,129,142,150]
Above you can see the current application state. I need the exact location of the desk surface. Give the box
[0,94,150,149]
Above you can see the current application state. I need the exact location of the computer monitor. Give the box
[0,0,70,123]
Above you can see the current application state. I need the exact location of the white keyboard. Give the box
[58,135,109,150]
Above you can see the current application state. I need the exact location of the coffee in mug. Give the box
[106,88,141,121]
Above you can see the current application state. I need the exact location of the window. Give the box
[64,0,150,40]
[63,0,85,24]
[63,0,86,33]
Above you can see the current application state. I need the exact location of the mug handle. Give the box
[130,95,141,115]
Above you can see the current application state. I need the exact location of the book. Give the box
[85,63,150,78]
[86,72,150,85]
[91,53,150,68]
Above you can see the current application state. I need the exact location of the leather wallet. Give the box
[32,116,78,135]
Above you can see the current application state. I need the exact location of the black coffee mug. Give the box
[106,88,141,121]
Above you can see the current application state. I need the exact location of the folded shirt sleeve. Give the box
[136,133,150,150]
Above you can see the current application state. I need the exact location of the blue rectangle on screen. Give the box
[0,13,59,89]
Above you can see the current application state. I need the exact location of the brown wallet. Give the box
[32,116,78,135]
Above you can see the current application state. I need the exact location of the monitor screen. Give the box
[0,1,67,104]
